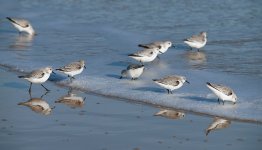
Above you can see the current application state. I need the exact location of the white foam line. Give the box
[56,75,262,123]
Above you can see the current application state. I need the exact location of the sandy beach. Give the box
[0,68,261,150]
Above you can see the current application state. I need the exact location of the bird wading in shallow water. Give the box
[184,32,207,51]
[128,47,159,65]
[6,17,36,35]
[18,67,54,93]
[120,64,145,80]
[56,60,86,81]
[153,75,190,94]
[206,82,237,105]
[138,40,175,59]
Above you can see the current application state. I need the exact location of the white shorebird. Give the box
[18,67,53,93]
[205,117,231,136]
[18,98,53,115]
[55,93,86,108]
[184,32,207,51]
[206,82,237,105]
[138,41,174,56]
[56,60,86,80]
[128,47,159,64]
[120,64,145,80]
[154,109,185,120]
[6,17,36,35]
[153,75,190,94]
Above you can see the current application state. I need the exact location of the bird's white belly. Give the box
[207,86,232,102]
[130,55,155,63]
[156,82,183,91]
[184,41,206,49]
[27,74,50,84]
[143,54,157,62]
[64,68,83,77]
[128,68,144,78]
[158,47,168,54]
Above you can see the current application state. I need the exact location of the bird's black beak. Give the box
[84,66,86,69]
[186,80,190,84]
[172,45,176,48]
[52,71,56,75]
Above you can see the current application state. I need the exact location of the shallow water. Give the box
[0,69,262,150]
[0,0,261,121]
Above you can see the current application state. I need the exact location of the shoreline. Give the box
[0,67,262,150]
[1,65,261,125]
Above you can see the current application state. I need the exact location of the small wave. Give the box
[2,64,261,124]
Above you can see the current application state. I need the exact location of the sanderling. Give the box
[154,109,185,120]
[206,82,237,104]
[153,75,190,94]
[120,64,145,80]
[18,67,53,93]
[205,117,231,136]
[56,60,86,80]
[138,41,174,56]
[6,17,36,35]
[184,32,207,51]
[55,93,85,108]
[128,47,159,64]
[18,98,53,115]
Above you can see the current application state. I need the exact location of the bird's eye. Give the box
[150,52,153,54]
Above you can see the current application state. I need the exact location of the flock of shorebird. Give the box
[6,17,237,105]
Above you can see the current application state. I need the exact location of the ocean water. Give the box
[0,0,261,122]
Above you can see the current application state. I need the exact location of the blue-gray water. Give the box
[0,0,262,121]
[0,68,262,150]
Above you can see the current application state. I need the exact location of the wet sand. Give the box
[0,68,261,150]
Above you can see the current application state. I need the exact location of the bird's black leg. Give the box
[41,91,49,99]
[167,89,170,94]
[222,101,225,105]
[28,82,32,93]
[41,84,50,92]
[217,98,220,104]
[170,90,173,94]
